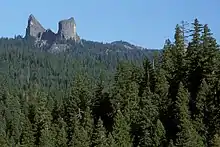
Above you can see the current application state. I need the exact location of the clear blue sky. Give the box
[1,0,219,48]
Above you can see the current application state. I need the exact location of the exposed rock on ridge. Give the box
[57,17,77,40]
[25,14,80,44]
[26,14,46,39]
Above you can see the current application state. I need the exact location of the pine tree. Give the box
[71,116,90,147]
[201,24,219,82]
[112,62,140,122]
[0,100,7,147]
[186,19,203,118]
[5,93,22,145]
[153,119,166,146]
[65,74,93,145]
[175,83,204,147]
[82,107,94,141]
[137,88,161,146]
[20,113,35,147]
[161,26,187,142]
[194,79,209,143]
[92,118,108,147]
[53,117,67,147]
[139,58,156,97]
[34,92,54,147]
[180,20,190,50]
[112,110,132,147]
[106,133,116,147]
[161,39,174,80]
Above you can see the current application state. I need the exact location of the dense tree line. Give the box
[0,19,220,146]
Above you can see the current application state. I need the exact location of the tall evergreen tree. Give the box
[34,92,54,147]
[111,62,140,122]
[5,93,22,146]
[91,118,108,147]
[112,110,132,147]
[136,87,163,146]
[194,79,209,144]
[53,117,67,147]
[175,83,204,147]
[186,19,203,118]
[71,116,90,147]
[20,113,35,147]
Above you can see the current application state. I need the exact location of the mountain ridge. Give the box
[24,14,161,52]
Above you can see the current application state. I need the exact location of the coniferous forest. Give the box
[1,19,220,146]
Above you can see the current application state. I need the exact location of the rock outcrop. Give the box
[41,29,56,44]
[26,14,46,39]
[57,17,77,40]
[25,14,80,44]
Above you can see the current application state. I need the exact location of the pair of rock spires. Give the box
[25,14,80,44]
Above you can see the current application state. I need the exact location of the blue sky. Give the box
[1,0,219,48]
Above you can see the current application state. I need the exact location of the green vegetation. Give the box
[0,19,220,146]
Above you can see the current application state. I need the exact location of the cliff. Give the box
[26,14,46,39]
[25,14,80,44]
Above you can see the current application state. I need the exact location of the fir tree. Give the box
[5,93,22,145]
[137,88,161,146]
[53,117,67,147]
[19,113,35,147]
[92,118,108,147]
[82,107,94,141]
[71,116,90,147]
[186,19,203,119]
[34,92,54,147]
[106,133,116,147]
[175,83,204,147]
[153,119,166,146]
[194,79,209,143]
[112,110,132,147]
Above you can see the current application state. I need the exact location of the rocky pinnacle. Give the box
[25,14,80,43]
[57,17,77,40]
[26,14,46,39]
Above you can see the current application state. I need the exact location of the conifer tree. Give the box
[71,116,90,147]
[0,100,7,147]
[20,113,35,147]
[112,110,132,147]
[53,117,68,147]
[194,79,209,143]
[186,19,203,118]
[137,88,161,146]
[161,39,174,80]
[139,58,156,97]
[92,118,108,147]
[154,68,170,120]
[153,119,166,146]
[5,93,22,145]
[82,107,94,141]
[34,92,54,147]
[175,83,204,147]
[201,24,219,81]
[106,133,116,147]
[64,75,90,145]
[112,62,139,123]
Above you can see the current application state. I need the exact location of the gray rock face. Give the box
[25,14,81,52]
[41,29,56,44]
[26,14,46,39]
[57,17,77,40]
[26,14,80,43]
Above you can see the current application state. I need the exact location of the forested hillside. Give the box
[0,19,220,147]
